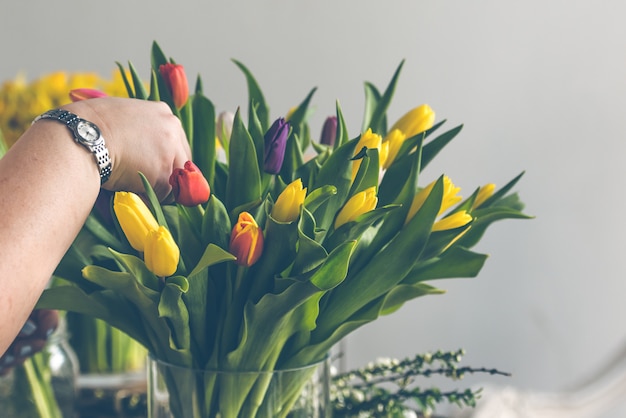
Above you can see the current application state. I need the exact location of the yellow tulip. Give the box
[405,176,462,225]
[472,183,496,209]
[432,210,473,232]
[389,104,436,139]
[352,129,386,179]
[382,129,406,169]
[113,192,159,252]
[272,179,307,223]
[334,187,378,228]
[144,226,180,277]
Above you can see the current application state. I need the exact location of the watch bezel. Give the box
[75,119,104,147]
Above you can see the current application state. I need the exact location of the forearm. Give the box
[0,119,100,353]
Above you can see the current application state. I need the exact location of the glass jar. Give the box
[0,316,79,418]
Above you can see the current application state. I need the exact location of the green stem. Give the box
[23,356,62,418]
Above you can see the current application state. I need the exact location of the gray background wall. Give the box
[3,1,626,416]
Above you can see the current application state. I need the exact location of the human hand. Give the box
[64,98,192,200]
[0,310,59,375]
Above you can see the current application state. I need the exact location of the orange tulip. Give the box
[229,212,264,267]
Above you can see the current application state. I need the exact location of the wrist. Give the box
[33,106,112,185]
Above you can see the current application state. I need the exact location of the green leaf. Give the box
[303,185,337,214]
[128,61,148,100]
[248,102,266,178]
[335,101,350,148]
[421,124,463,169]
[232,60,269,131]
[366,60,405,135]
[139,172,169,227]
[148,69,161,102]
[159,277,191,353]
[108,250,161,292]
[313,176,444,341]
[287,87,317,139]
[36,286,152,349]
[324,204,399,253]
[290,224,328,276]
[83,214,125,251]
[404,246,488,284]
[279,131,305,183]
[115,62,135,98]
[150,41,177,112]
[480,171,526,208]
[361,81,382,133]
[247,213,301,301]
[349,147,380,196]
[192,93,217,185]
[378,283,445,316]
[201,195,232,250]
[378,131,424,207]
[150,41,168,69]
[189,244,235,277]
[310,136,359,235]
[309,240,356,290]
[225,109,262,216]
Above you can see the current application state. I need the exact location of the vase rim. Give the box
[147,353,329,374]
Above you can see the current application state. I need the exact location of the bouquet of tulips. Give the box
[37,42,529,417]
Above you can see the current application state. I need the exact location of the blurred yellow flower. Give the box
[405,176,463,225]
[0,70,130,147]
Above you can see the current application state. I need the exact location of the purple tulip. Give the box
[263,117,290,174]
[320,116,337,146]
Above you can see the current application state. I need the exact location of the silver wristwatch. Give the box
[33,109,112,184]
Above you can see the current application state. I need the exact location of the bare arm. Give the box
[0,97,190,354]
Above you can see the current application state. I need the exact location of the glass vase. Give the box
[147,356,331,418]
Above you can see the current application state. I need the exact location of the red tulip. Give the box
[159,63,189,109]
[169,161,211,206]
[229,212,264,267]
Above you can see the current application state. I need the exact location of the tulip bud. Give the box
[472,183,496,209]
[271,178,307,223]
[432,210,473,232]
[144,226,180,277]
[334,187,378,229]
[352,129,386,180]
[405,176,462,225]
[69,88,108,102]
[263,117,290,174]
[382,129,406,169]
[389,104,436,139]
[113,192,160,252]
[216,111,235,145]
[229,212,264,267]
[320,116,337,146]
[159,63,189,109]
[169,161,211,206]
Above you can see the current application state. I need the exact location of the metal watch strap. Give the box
[33,109,112,184]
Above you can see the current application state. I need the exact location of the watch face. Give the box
[76,120,102,145]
